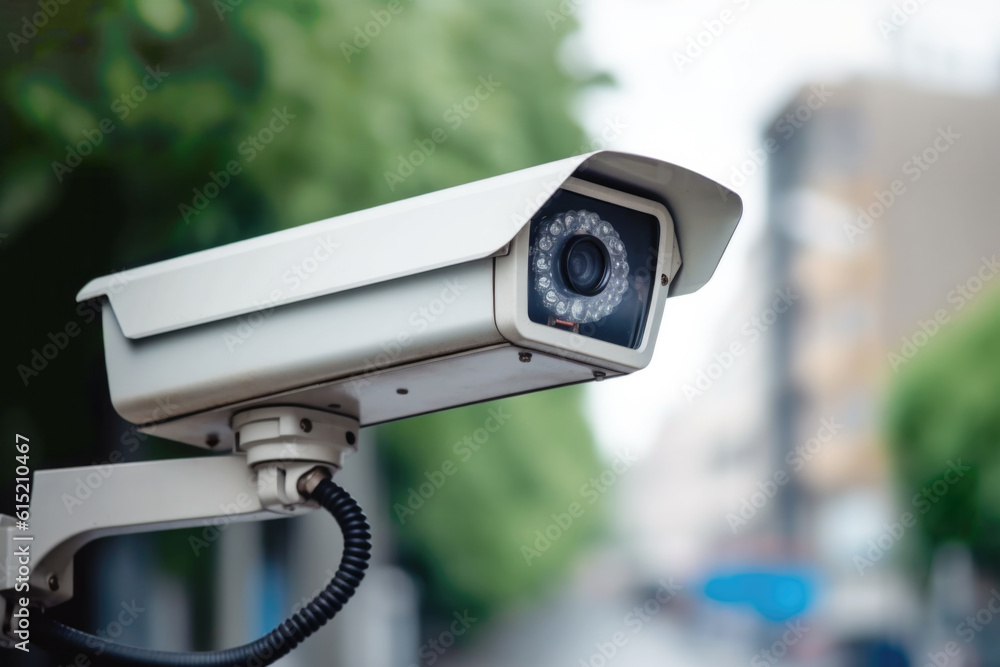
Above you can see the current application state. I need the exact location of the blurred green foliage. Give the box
[381,389,604,620]
[887,288,1000,574]
[2,0,595,257]
[1,0,606,625]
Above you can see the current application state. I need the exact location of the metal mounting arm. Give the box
[0,406,358,624]
[1,455,274,608]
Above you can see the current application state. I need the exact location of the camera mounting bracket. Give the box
[0,407,358,644]
[232,406,359,513]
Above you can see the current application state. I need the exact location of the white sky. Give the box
[575,0,1000,456]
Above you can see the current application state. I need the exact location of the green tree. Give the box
[1,0,607,637]
[887,289,1000,574]
[381,388,604,621]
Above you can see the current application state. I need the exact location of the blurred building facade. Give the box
[768,79,1000,659]
[621,79,1000,665]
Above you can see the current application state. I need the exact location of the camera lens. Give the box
[529,208,630,325]
[561,235,610,297]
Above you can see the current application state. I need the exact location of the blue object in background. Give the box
[702,568,816,622]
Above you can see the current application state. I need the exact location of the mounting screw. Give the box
[593,371,607,382]
[206,433,220,448]
[346,432,356,446]
[661,274,668,286]
[299,418,312,433]
[519,352,533,363]
[48,575,59,592]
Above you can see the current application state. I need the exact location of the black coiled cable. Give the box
[34,478,371,666]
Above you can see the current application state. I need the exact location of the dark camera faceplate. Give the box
[527,189,660,349]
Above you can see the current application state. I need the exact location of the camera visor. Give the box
[527,188,660,350]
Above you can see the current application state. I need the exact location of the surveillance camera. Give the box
[0,151,741,650]
[78,151,741,451]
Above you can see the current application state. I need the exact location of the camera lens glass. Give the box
[529,209,630,325]
[562,235,610,297]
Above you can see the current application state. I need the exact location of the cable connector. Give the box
[297,466,333,498]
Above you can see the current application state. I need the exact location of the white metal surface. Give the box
[101,259,501,427]
[0,456,275,606]
[0,411,361,616]
[140,345,614,449]
[77,152,741,340]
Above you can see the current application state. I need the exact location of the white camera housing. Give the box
[78,151,742,451]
